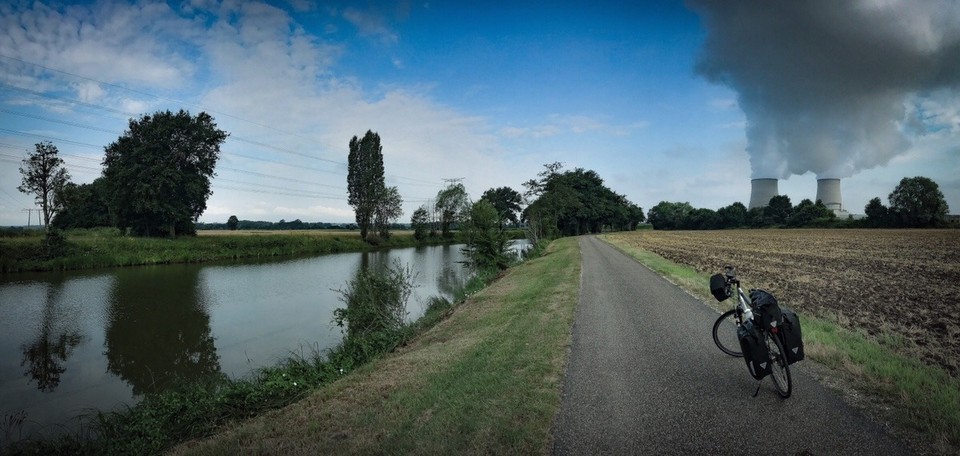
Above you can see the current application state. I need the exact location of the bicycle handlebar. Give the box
[723,265,739,284]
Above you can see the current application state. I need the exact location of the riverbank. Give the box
[1,235,556,455]
[174,233,952,455]
[157,237,580,455]
[0,228,516,273]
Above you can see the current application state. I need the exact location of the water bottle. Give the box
[742,303,754,323]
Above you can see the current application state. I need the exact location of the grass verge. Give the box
[600,234,960,453]
[168,237,580,455]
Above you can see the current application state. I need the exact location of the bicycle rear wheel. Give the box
[767,332,792,398]
[712,309,742,357]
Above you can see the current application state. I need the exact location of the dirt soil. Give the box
[605,229,960,377]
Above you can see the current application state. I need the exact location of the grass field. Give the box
[1,229,435,272]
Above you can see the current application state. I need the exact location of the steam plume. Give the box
[689,0,960,178]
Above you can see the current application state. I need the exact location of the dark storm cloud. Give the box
[688,0,960,178]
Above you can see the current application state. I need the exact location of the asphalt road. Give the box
[551,235,912,455]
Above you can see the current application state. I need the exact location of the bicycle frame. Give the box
[723,270,752,326]
[714,266,793,397]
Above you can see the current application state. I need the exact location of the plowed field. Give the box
[604,229,960,376]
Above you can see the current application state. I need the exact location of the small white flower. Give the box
[293,382,298,386]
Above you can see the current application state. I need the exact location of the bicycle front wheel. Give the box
[712,309,742,357]
[767,332,792,398]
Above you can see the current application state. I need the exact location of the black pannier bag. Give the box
[779,309,805,364]
[750,289,782,331]
[737,319,771,380]
[710,274,729,302]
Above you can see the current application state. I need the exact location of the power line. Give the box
[0,127,103,150]
[0,186,24,206]
[0,97,440,187]
[0,57,442,186]
[0,107,123,135]
[0,81,134,119]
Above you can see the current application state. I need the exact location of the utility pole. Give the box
[22,208,36,227]
[441,177,464,186]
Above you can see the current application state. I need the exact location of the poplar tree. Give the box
[347,130,386,240]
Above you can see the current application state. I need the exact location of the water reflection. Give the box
[103,266,220,395]
[20,280,84,392]
[0,242,526,439]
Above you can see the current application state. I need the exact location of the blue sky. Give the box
[1,0,958,227]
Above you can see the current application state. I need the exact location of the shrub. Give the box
[333,261,417,359]
[43,228,70,258]
[462,200,511,271]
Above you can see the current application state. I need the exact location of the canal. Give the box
[0,242,522,440]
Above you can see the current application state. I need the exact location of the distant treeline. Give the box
[648,176,954,230]
[196,219,398,231]
[647,198,841,230]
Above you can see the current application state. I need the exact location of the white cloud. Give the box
[498,114,649,139]
[342,7,399,45]
[709,98,738,110]
[0,1,200,90]
[71,81,104,103]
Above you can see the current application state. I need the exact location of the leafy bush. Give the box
[462,200,511,271]
[333,261,417,360]
[43,228,70,258]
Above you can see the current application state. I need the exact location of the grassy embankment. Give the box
[0,228,513,273]
[600,234,960,453]
[3,237,577,455]
[165,236,580,455]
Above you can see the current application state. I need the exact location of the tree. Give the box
[716,202,747,228]
[765,195,793,226]
[480,186,522,228]
[864,197,889,227]
[102,110,227,237]
[787,198,834,227]
[647,201,694,230]
[462,200,511,270]
[888,176,949,228]
[435,182,470,238]
[411,205,430,240]
[347,130,386,240]
[52,178,111,229]
[227,215,239,231]
[523,163,637,236]
[373,186,403,239]
[688,208,719,230]
[18,141,71,229]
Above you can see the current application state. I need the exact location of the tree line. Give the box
[196,219,364,231]
[646,176,952,230]
[20,110,227,237]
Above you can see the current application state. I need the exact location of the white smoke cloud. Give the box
[689,0,960,179]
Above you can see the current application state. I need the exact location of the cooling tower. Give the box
[816,178,842,211]
[749,178,779,209]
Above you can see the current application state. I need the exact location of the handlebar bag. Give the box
[737,319,771,380]
[779,309,805,364]
[750,289,782,331]
[710,274,729,302]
